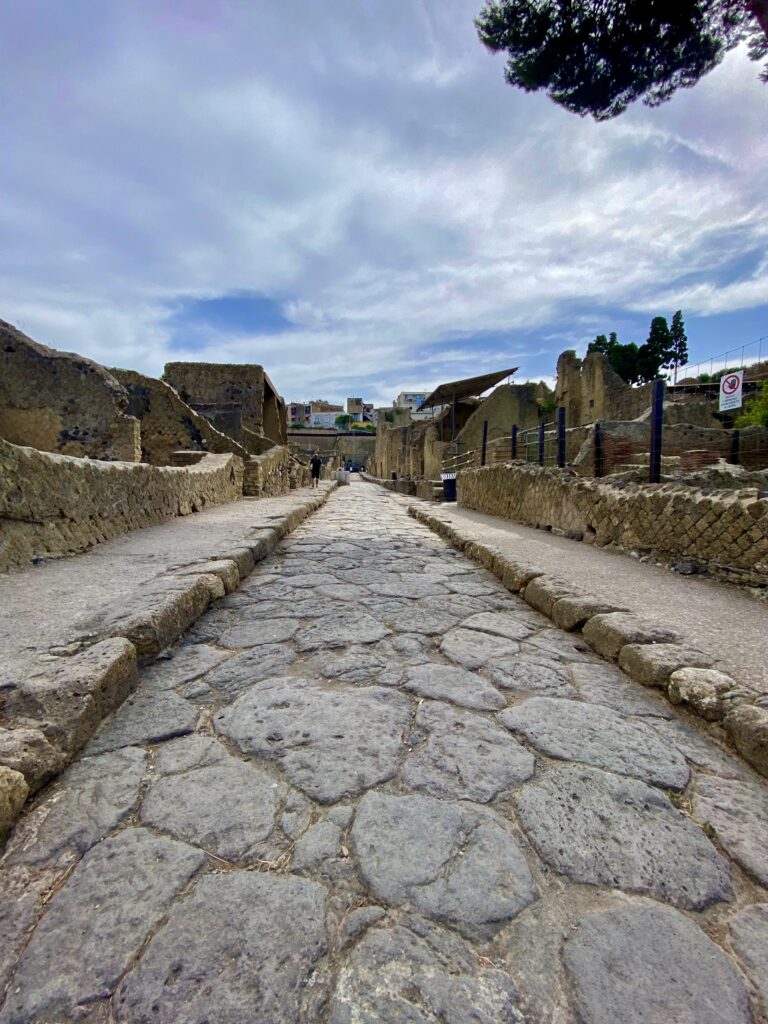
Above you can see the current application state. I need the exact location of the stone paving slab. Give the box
[1,478,767,1023]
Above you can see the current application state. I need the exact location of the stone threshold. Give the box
[408,501,768,781]
[0,483,337,839]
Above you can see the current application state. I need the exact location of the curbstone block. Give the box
[618,644,713,689]
[172,559,240,594]
[0,766,28,841]
[724,704,768,777]
[0,727,68,794]
[582,612,679,662]
[523,576,576,617]
[667,668,738,721]
[552,596,625,632]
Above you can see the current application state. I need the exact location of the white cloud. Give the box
[0,1,765,405]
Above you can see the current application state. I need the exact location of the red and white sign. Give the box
[719,371,744,412]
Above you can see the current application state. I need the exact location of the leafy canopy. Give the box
[476,1,768,119]
[735,379,768,427]
[587,311,688,383]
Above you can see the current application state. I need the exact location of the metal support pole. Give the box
[538,420,545,466]
[556,407,566,468]
[511,424,518,461]
[594,422,604,478]
[480,421,488,466]
[649,379,664,484]
[730,429,740,466]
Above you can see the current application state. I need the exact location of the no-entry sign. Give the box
[719,370,744,412]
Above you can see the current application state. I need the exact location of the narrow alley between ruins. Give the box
[1,478,767,1023]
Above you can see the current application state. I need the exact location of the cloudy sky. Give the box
[2,1,766,406]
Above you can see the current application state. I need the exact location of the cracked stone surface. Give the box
[515,764,731,909]
[498,696,690,789]
[115,873,326,1024]
[352,791,538,939]
[2,479,765,1022]
[214,677,410,803]
[563,900,751,1024]
[404,701,535,801]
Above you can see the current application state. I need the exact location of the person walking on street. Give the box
[310,451,322,488]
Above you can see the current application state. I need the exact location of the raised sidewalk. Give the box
[404,497,768,695]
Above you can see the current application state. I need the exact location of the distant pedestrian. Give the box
[310,451,322,488]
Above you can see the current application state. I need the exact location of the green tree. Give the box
[669,310,689,373]
[735,379,768,426]
[475,1,768,121]
[335,414,354,428]
[638,316,674,381]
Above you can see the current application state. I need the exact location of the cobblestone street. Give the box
[2,478,767,1023]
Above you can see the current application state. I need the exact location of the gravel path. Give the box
[2,479,767,1023]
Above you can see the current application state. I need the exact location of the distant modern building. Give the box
[311,410,343,429]
[288,402,312,426]
[394,391,429,412]
[347,397,364,420]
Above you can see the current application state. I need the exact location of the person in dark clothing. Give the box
[310,451,322,487]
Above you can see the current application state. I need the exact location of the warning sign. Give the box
[719,371,744,412]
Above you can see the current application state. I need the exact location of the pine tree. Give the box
[669,310,689,374]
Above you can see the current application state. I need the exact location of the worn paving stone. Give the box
[292,819,342,872]
[563,899,751,1024]
[569,662,674,718]
[0,829,204,1024]
[403,663,506,711]
[646,717,750,780]
[445,575,506,597]
[282,572,340,588]
[330,923,524,1024]
[141,741,285,863]
[217,617,299,649]
[214,677,410,803]
[86,687,197,754]
[296,613,391,651]
[381,606,459,635]
[515,764,732,909]
[404,701,535,802]
[488,654,577,697]
[693,775,768,885]
[115,873,326,1024]
[352,791,538,940]
[440,627,520,670]
[311,645,388,684]
[201,644,296,698]
[2,747,147,868]
[378,577,446,599]
[499,697,690,789]
[460,611,539,642]
[729,903,768,1018]
[141,643,230,690]
[521,630,600,664]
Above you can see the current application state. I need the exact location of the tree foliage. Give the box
[587,312,688,384]
[335,414,354,428]
[735,379,768,426]
[476,1,768,120]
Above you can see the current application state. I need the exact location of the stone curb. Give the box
[0,483,337,838]
[408,502,768,780]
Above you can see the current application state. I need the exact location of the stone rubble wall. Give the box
[0,319,140,462]
[243,445,309,497]
[456,463,768,589]
[110,367,250,466]
[0,439,244,572]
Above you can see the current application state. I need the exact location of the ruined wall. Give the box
[242,446,309,498]
[555,350,657,427]
[371,421,449,480]
[111,368,249,465]
[0,439,243,572]
[0,320,140,461]
[332,433,377,467]
[456,382,552,452]
[457,463,768,588]
[163,362,287,450]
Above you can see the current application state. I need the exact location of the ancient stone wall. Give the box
[555,350,657,427]
[0,320,140,461]
[163,361,287,449]
[371,421,449,481]
[0,439,244,572]
[242,446,309,497]
[456,382,552,452]
[457,463,768,588]
[111,368,249,465]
